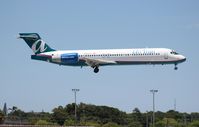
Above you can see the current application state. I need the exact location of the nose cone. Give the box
[178,55,186,63]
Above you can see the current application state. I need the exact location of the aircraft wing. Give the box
[81,57,117,67]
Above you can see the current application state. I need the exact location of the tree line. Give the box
[1,103,199,127]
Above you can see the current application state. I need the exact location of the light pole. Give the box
[146,111,148,127]
[150,89,158,127]
[72,89,80,127]
[174,99,176,111]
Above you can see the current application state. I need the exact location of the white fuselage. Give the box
[40,48,186,66]
[19,33,186,73]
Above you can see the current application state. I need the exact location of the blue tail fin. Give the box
[18,33,55,54]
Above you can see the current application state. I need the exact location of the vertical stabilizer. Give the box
[18,33,55,54]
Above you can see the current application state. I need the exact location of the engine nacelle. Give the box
[61,53,79,64]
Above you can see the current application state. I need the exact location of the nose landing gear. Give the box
[174,63,178,70]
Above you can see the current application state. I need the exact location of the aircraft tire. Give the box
[94,67,99,73]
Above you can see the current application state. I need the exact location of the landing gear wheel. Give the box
[174,63,178,70]
[94,67,99,73]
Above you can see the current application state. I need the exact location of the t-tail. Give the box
[18,33,55,54]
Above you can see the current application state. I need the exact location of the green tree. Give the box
[65,103,75,115]
[25,111,51,125]
[84,121,101,127]
[10,108,26,117]
[0,110,5,124]
[3,103,199,127]
[8,106,26,122]
[127,108,144,127]
[165,110,182,120]
[128,121,142,127]
[155,120,165,127]
[132,108,144,123]
[64,118,75,126]
[189,120,199,127]
[191,113,199,121]
[75,103,127,125]
[35,119,53,125]
[155,118,179,127]
[52,106,68,125]
[102,122,121,127]
[155,111,165,122]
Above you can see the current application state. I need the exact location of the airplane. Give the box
[18,33,186,73]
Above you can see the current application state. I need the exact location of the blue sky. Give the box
[0,0,199,113]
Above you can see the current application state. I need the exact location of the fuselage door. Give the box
[164,52,168,59]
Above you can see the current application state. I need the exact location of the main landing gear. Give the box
[94,67,99,73]
[174,63,178,70]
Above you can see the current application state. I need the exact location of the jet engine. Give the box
[60,53,79,64]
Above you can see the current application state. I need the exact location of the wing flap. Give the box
[81,57,116,67]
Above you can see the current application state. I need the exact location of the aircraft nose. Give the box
[182,57,186,62]
[179,55,186,62]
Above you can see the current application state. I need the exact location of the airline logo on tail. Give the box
[18,33,55,54]
[31,39,48,54]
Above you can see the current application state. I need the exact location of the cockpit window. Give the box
[170,50,178,55]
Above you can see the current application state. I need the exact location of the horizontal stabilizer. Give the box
[31,54,52,61]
